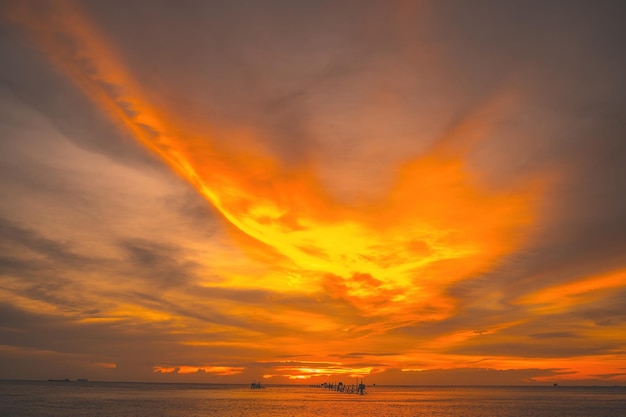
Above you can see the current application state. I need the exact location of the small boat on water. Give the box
[47,378,89,382]
[250,380,264,389]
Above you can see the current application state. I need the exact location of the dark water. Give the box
[1,380,625,416]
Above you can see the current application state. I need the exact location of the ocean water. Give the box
[1,380,625,417]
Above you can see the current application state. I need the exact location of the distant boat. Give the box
[47,378,88,382]
[250,380,264,389]
[357,380,366,395]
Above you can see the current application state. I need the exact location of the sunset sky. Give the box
[1,0,625,385]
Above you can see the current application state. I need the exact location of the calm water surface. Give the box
[1,380,625,416]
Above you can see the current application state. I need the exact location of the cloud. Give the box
[153,365,244,376]
[1,0,625,384]
[529,332,581,340]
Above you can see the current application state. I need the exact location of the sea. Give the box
[1,380,625,417]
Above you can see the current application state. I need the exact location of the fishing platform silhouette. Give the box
[310,379,366,395]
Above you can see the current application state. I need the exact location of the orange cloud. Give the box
[94,362,117,369]
[261,360,379,379]
[7,0,540,315]
[153,365,244,376]
[12,0,597,385]
[516,268,626,313]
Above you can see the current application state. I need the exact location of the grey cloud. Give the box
[0,24,160,169]
[575,291,626,327]
[124,291,253,331]
[161,191,220,236]
[374,367,571,386]
[0,217,91,268]
[448,0,626,307]
[447,341,618,359]
[0,302,262,381]
[591,373,626,379]
[0,300,267,368]
[274,354,313,359]
[0,217,102,311]
[530,332,582,340]
[0,302,163,355]
[119,239,199,289]
[332,352,401,359]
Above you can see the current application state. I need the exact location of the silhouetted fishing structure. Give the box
[250,380,264,389]
[310,378,366,395]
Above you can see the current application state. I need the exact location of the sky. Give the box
[0,0,625,385]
